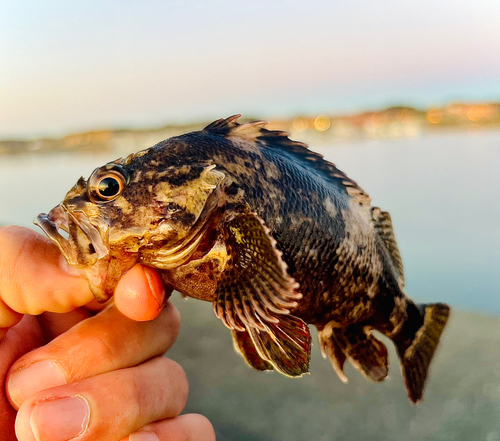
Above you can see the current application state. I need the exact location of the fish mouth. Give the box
[35,206,76,265]
[35,205,108,263]
[34,205,112,301]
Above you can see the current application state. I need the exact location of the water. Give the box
[315,130,500,315]
[2,130,500,440]
[1,129,498,314]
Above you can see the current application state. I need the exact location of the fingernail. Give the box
[142,266,165,308]
[8,360,67,408]
[129,431,159,441]
[30,395,90,441]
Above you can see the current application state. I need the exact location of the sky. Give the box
[1,0,499,139]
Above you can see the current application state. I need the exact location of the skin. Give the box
[0,226,216,441]
[32,117,448,405]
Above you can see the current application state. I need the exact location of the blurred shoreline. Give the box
[2,101,499,156]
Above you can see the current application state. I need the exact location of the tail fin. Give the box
[395,302,450,404]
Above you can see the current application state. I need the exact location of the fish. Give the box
[35,115,450,403]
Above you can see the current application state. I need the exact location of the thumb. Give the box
[114,264,171,321]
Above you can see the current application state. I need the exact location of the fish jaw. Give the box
[34,204,129,302]
[35,206,79,266]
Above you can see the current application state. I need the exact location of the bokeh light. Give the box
[292,117,310,133]
[427,109,443,124]
[467,105,484,121]
[313,115,330,132]
[397,108,414,124]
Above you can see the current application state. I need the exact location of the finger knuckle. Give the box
[189,414,216,441]
[90,333,119,368]
[130,357,189,421]
[61,329,119,378]
[164,302,182,339]
[0,299,23,329]
[161,358,189,415]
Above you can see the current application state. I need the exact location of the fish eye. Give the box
[97,176,122,198]
[88,164,129,203]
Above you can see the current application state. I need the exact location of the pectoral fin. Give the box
[247,314,311,377]
[213,210,311,377]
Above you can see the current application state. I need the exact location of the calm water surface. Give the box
[1,129,498,314]
[1,130,500,440]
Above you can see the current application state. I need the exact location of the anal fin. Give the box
[318,324,388,383]
[318,327,348,383]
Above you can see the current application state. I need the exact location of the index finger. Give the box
[0,226,94,334]
[7,301,181,410]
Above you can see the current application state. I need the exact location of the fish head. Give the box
[35,152,225,301]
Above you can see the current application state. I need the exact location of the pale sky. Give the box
[1,0,499,139]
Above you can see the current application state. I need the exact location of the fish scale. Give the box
[36,115,450,404]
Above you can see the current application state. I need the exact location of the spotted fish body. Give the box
[36,115,450,404]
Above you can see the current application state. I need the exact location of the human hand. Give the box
[0,226,216,441]
[0,226,166,338]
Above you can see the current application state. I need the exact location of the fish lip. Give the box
[34,206,76,264]
[35,204,114,302]
[35,203,109,269]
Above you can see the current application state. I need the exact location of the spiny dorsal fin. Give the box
[203,115,372,209]
[203,114,241,133]
[371,207,405,288]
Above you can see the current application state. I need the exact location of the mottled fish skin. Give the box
[150,123,388,326]
[36,115,450,404]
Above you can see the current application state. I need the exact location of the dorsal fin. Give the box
[371,207,405,288]
[203,115,372,209]
[203,114,241,133]
[204,116,404,284]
